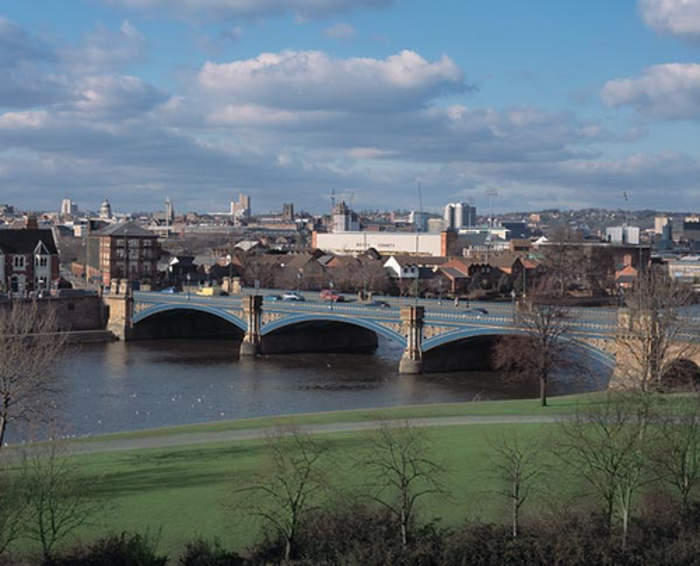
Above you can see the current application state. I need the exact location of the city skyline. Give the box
[1,0,699,213]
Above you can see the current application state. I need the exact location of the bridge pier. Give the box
[240,295,263,356]
[105,279,134,340]
[399,305,424,374]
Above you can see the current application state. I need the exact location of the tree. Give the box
[493,286,578,407]
[539,228,586,297]
[0,301,67,448]
[616,267,697,391]
[556,392,653,546]
[229,426,328,563]
[19,441,99,561]
[0,468,24,558]
[649,396,700,521]
[487,433,547,538]
[361,421,445,547]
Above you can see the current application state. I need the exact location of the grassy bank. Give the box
[62,422,561,558]
[74,392,601,444]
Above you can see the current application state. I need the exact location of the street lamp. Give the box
[186,272,191,301]
[296,271,301,292]
[226,254,232,293]
[329,280,334,310]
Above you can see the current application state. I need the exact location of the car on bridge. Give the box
[320,289,344,302]
[160,286,179,294]
[265,294,282,302]
[368,300,391,309]
[282,292,305,302]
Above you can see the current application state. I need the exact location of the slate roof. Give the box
[0,229,58,254]
[92,221,155,237]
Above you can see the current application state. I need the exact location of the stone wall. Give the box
[0,295,107,331]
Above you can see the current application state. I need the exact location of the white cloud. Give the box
[324,22,356,40]
[72,75,167,117]
[62,20,146,73]
[639,0,700,41]
[198,49,466,112]
[104,0,394,19]
[0,110,49,129]
[601,63,700,118]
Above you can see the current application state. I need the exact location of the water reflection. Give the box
[20,336,606,442]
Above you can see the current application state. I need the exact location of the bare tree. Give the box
[229,426,328,563]
[0,468,24,558]
[488,433,547,538]
[616,267,697,391]
[494,286,578,407]
[0,301,67,448]
[18,440,99,561]
[539,228,586,297]
[649,396,700,520]
[556,392,654,546]
[361,421,446,547]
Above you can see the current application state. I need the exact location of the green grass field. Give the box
[8,391,696,559]
[67,422,560,558]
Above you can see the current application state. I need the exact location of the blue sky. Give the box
[1,0,699,214]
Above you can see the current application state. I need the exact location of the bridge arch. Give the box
[261,313,407,348]
[133,303,248,333]
[422,327,616,371]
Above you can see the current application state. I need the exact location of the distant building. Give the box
[86,222,160,286]
[500,221,529,240]
[654,216,669,235]
[443,202,476,230]
[282,203,294,222]
[230,193,251,220]
[605,225,640,245]
[408,211,430,232]
[164,197,174,226]
[313,230,458,256]
[60,198,78,217]
[0,228,59,293]
[331,202,360,233]
[427,218,445,233]
[666,256,700,283]
[682,217,700,242]
[98,198,113,220]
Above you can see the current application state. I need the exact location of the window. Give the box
[128,239,139,248]
[143,240,152,248]
[13,255,25,269]
[35,255,48,268]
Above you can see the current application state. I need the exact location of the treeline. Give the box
[1,392,699,565]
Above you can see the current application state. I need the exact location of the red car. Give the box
[320,289,344,302]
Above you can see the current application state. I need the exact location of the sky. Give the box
[1,0,700,215]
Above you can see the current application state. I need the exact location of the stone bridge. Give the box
[101,282,666,377]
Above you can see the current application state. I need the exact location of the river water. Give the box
[9,337,603,442]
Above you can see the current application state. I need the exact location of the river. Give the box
[3,336,606,444]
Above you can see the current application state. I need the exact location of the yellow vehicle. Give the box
[196,284,224,297]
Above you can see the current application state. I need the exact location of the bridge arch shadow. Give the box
[422,327,614,387]
[132,304,246,340]
[260,313,407,355]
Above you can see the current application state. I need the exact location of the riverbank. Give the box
[4,392,695,559]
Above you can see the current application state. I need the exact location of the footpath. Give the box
[11,414,561,456]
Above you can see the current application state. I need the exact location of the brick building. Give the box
[86,222,160,286]
[0,228,59,293]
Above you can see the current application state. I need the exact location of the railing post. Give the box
[240,294,263,356]
[399,305,424,374]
